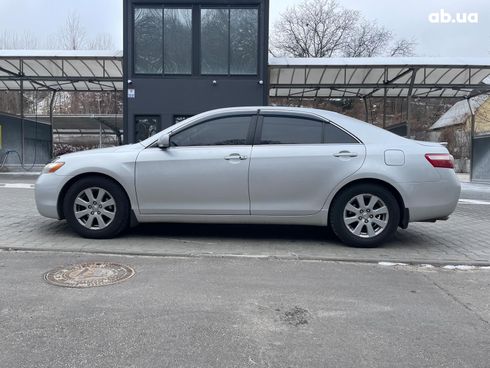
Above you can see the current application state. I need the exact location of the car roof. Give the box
[141,106,405,147]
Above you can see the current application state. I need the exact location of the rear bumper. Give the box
[401,173,461,223]
[35,173,71,219]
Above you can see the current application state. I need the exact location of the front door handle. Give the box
[224,153,248,161]
[334,151,358,158]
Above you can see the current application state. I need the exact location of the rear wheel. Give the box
[63,177,130,239]
[329,184,400,247]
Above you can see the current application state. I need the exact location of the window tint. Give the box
[136,116,160,142]
[201,9,229,75]
[201,8,258,75]
[134,8,163,74]
[230,9,258,75]
[164,8,192,74]
[324,123,358,144]
[170,116,251,146]
[134,7,192,75]
[260,116,323,144]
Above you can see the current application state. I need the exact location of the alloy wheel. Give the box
[73,187,117,230]
[343,193,389,238]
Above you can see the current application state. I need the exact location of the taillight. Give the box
[425,153,454,169]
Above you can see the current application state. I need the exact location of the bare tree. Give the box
[271,0,416,58]
[58,11,87,50]
[342,20,392,57]
[89,33,115,50]
[389,38,417,57]
[0,30,39,49]
[271,0,359,57]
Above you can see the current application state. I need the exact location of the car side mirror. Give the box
[157,134,170,149]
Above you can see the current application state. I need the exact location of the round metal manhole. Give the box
[44,262,135,288]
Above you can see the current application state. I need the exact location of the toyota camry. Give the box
[35,107,461,247]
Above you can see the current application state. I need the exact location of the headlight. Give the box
[42,162,65,174]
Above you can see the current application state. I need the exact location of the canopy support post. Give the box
[49,90,57,158]
[20,71,24,165]
[383,87,387,129]
[363,97,369,123]
[467,97,476,182]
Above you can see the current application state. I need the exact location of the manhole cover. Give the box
[44,262,135,288]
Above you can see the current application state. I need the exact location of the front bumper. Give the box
[35,173,72,219]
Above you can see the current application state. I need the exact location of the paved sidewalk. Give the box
[1,186,489,265]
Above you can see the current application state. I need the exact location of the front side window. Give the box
[201,8,258,75]
[170,116,252,146]
[260,116,323,144]
[134,8,163,74]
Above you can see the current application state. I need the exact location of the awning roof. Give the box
[269,57,490,98]
[1,51,490,98]
[0,50,123,91]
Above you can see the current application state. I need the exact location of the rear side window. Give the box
[260,116,323,144]
[170,115,252,146]
[324,123,358,144]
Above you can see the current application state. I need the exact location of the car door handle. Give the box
[224,154,248,161]
[334,151,358,158]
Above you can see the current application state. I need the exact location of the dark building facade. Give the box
[123,0,269,143]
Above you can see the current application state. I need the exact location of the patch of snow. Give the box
[378,262,408,266]
[458,199,490,205]
[442,265,476,270]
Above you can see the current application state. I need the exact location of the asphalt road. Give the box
[0,251,489,368]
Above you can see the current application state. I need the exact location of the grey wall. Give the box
[123,0,269,144]
[472,135,490,182]
[0,113,52,166]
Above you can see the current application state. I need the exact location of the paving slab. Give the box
[1,185,489,265]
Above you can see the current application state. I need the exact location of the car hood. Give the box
[59,143,144,160]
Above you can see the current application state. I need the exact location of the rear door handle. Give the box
[334,151,358,158]
[224,154,248,161]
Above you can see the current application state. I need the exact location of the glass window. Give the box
[136,116,160,142]
[164,8,192,74]
[201,8,259,75]
[324,123,358,144]
[134,8,163,74]
[201,9,229,75]
[230,9,258,75]
[170,116,252,146]
[260,116,323,144]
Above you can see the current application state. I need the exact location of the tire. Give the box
[63,176,130,239]
[329,184,400,248]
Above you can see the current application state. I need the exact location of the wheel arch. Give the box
[328,178,409,229]
[57,172,132,220]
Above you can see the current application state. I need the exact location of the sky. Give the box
[0,0,489,57]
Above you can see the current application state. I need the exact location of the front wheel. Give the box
[329,184,400,247]
[63,177,130,239]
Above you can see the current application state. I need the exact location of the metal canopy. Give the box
[269,57,490,99]
[1,51,490,99]
[0,50,123,91]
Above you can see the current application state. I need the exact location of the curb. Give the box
[1,246,489,267]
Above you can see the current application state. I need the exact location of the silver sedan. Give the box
[35,107,460,247]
